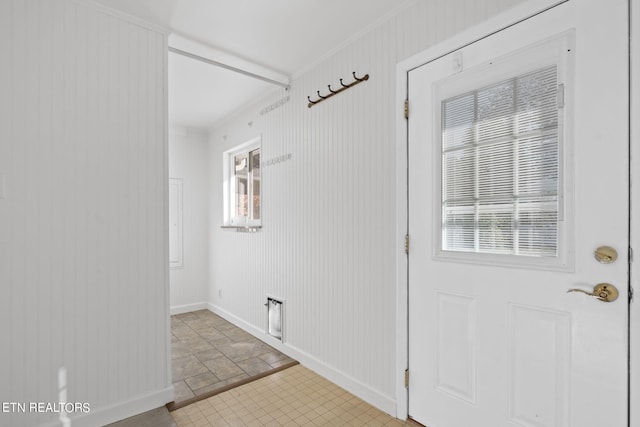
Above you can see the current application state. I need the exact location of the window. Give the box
[441,66,560,257]
[223,137,261,227]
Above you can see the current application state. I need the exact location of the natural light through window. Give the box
[441,65,560,257]
[223,137,261,228]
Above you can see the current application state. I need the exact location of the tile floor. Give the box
[171,310,296,405]
[106,406,177,427]
[110,365,417,426]
[171,365,415,427]
[111,310,418,427]
[111,310,417,426]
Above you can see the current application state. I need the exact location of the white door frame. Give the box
[394,0,637,421]
[630,1,640,426]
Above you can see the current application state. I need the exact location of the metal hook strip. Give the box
[307,71,370,108]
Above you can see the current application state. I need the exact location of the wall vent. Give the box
[267,298,283,340]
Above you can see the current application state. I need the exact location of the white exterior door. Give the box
[407,1,629,426]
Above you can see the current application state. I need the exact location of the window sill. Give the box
[221,225,262,232]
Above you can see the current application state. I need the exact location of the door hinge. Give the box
[404,99,409,120]
[404,234,410,254]
[629,246,634,263]
[404,369,409,388]
[630,286,634,304]
[557,83,565,109]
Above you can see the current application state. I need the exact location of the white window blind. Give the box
[441,65,559,257]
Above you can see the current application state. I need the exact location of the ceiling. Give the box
[93,0,413,129]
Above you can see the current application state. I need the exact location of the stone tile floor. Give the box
[170,310,296,404]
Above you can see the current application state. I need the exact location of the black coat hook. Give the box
[352,71,369,82]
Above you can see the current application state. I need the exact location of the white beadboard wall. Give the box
[169,126,209,314]
[0,1,170,426]
[208,0,525,415]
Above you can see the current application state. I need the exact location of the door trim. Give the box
[630,1,639,426]
[393,0,631,421]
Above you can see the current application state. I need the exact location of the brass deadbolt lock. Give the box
[594,246,618,264]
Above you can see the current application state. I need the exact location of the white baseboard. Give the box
[39,386,173,427]
[170,302,208,315]
[207,303,397,418]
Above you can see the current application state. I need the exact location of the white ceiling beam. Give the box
[168,33,291,90]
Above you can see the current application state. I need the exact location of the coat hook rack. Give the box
[307,71,369,108]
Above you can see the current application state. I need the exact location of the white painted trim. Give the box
[170,302,209,315]
[397,0,567,74]
[630,1,639,426]
[74,0,170,35]
[207,304,398,418]
[395,0,567,421]
[169,33,290,88]
[162,31,173,400]
[222,136,262,227]
[40,387,174,427]
[395,63,409,421]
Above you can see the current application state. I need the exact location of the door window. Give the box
[441,66,561,258]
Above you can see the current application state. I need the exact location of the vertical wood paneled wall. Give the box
[0,1,170,426]
[208,0,524,414]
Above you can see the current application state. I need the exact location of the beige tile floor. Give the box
[171,365,414,426]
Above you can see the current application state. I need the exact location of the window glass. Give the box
[250,149,261,221]
[234,153,248,218]
[224,138,261,227]
[441,65,559,257]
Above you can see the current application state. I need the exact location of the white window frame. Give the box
[431,33,574,271]
[222,136,262,228]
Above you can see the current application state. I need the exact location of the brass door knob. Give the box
[567,283,619,302]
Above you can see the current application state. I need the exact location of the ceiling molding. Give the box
[77,0,171,35]
[291,0,418,80]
